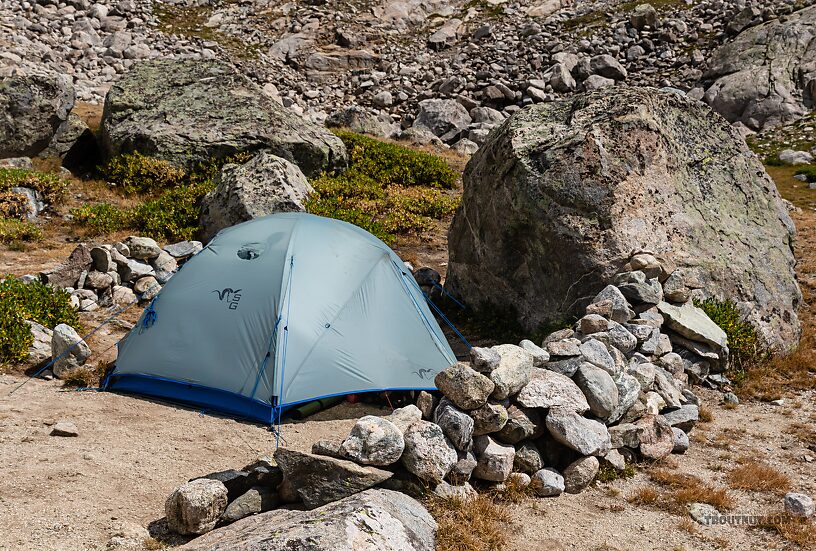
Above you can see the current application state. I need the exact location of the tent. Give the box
[105,212,457,423]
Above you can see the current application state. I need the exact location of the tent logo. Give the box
[412,368,434,380]
[213,288,242,310]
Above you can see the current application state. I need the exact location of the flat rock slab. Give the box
[178,489,436,551]
[274,448,392,509]
[657,301,728,350]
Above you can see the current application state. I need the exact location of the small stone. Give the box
[434,481,478,500]
[472,435,515,482]
[434,399,475,451]
[402,421,458,483]
[546,338,581,357]
[672,427,689,454]
[221,487,279,523]
[386,405,423,434]
[689,502,720,525]
[124,236,162,260]
[784,493,814,518]
[530,468,565,497]
[579,339,617,374]
[546,407,611,456]
[563,456,600,494]
[435,363,495,410]
[417,391,438,420]
[513,441,543,475]
[50,421,79,437]
[470,346,501,372]
[574,363,619,420]
[580,314,609,334]
[516,368,590,413]
[519,339,549,367]
[489,344,534,400]
[470,401,509,436]
[340,415,405,466]
[165,479,228,535]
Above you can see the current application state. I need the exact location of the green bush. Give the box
[0,168,68,216]
[69,203,128,235]
[306,132,460,243]
[0,277,79,363]
[694,297,765,374]
[0,218,43,243]
[335,131,458,189]
[100,152,186,195]
[795,165,816,183]
[71,181,215,241]
[128,181,215,241]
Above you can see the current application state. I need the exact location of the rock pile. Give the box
[30,236,202,377]
[164,250,727,544]
[307,251,719,498]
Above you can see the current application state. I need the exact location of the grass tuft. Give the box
[726,459,791,495]
[752,512,816,549]
[645,469,734,512]
[425,493,511,551]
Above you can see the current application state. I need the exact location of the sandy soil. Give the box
[1,376,813,551]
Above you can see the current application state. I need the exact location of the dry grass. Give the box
[61,363,110,389]
[698,405,714,423]
[753,512,816,550]
[677,517,698,535]
[627,486,660,506]
[726,459,791,495]
[143,537,165,550]
[491,476,535,504]
[647,469,734,512]
[425,494,511,551]
[786,422,816,447]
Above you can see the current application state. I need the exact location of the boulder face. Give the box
[178,489,436,551]
[100,59,347,177]
[0,73,75,158]
[198,152,314,242]
[700,4,816,131]
[445,87,801,351]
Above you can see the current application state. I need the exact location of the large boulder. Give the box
[0,73,75,158]
[273,448,392,509]
[178,489,436,551]
[445,87,800,351]
[199,152,314,242]
[100,59,347,177]
[699,5,816,130]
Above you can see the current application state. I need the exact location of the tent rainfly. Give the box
[105,213,456,423]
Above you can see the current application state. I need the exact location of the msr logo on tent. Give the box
[213,288,242,310]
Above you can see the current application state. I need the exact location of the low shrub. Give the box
[795,165,816,183]
[0,167,68,209]
[694,297,765,374]
[70,203,129,235]
[307,132,460,242]
[100,152,186,195]
[336,130,458,189]
[71,181,215,241]
[0,277,79,363]
[128,181,215,241]
[0,218,43,243]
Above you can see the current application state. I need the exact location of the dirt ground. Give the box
[0,160,814,550]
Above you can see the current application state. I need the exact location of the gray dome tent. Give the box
[105,213,456,423]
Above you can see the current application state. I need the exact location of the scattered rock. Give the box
[165,479,229,535]
[274,448,392,509]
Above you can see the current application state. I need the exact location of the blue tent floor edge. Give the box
[104,372,438,424]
